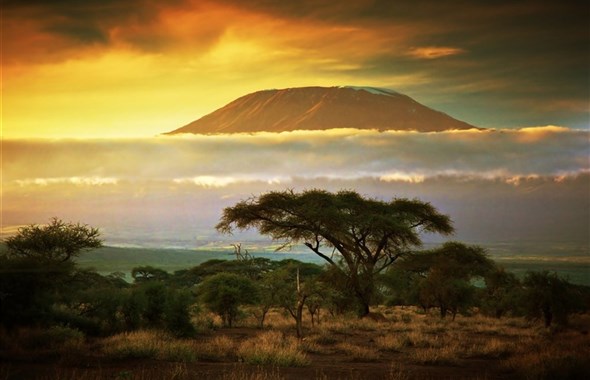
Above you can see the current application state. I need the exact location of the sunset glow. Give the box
[1,0,589,250]
[3,1,588,138]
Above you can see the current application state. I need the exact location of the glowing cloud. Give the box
[406,46,466,59]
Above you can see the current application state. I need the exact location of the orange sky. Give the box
[2,0,589,138]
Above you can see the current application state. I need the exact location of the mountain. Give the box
[166,86,477,134]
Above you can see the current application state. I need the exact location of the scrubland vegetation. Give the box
[2,191,590,379]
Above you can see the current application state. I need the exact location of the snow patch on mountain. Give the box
[342,86,400,97]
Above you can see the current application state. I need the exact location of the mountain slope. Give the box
[167,86,476,134]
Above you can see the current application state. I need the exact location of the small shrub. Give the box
[164,290,196,338]
[46,326,85,349]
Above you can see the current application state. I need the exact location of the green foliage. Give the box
[0,255,75,327]
[174,257,278,287]
[5,218,102,263]
[381,267,423,308]
[139,281,168,327]
[121,289,146,330]
[216,189,454,316]
[522,271,578,327]
[164,290,196,337]
[481,266,523,318]
[198,273,259,327]
[0,218,103,329]
[398,242,494,319]
[132,265,170,283]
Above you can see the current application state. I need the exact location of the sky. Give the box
[1,1,589,255]
[2,0,589,138]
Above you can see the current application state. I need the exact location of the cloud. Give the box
[2,126,588,248]
[4,127,587,188]
[406,46,465,59]
[15,177,119,187]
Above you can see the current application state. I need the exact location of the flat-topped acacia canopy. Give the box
[216,189,454,316]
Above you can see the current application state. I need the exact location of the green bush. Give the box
[198,273,259,327]
[164,290,196,337]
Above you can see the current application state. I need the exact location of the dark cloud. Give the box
[2,0,192,63]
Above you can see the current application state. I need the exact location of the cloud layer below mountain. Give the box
[3,127,588,247]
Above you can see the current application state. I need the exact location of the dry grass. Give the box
[102,330,167,359]
[334,342,381,362]
[237,331,309,367]
[194,335,238,361]
[102,330,237,362]
[374,334,412,352]
[409,345,461,366]
[307,330,338,345]
[3,307,590,379]
[505,328,590,379]
[460,337,518,359]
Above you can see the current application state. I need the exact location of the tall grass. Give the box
[101,330,240,362]
[334,342,380,362]
[237,331,309,367]
[3,306,589,379]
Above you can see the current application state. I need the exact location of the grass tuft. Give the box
[238,331,309,367]
[335,342,380,362]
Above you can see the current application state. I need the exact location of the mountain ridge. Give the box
[166,86,477,134]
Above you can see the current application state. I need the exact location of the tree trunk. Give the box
[294,268,307,338]
[543,308,553,327]
[358,300,370,317]
[258,307,269,329]
[295,297,306,338]
[439,305,447,319]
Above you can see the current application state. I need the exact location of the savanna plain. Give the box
[2,306,589,380]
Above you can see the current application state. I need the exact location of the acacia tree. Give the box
[5,218,102,262]
[522,271,577,327]
[1,218,103,327]
[399,242,494,319]
[216,189,453,316]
